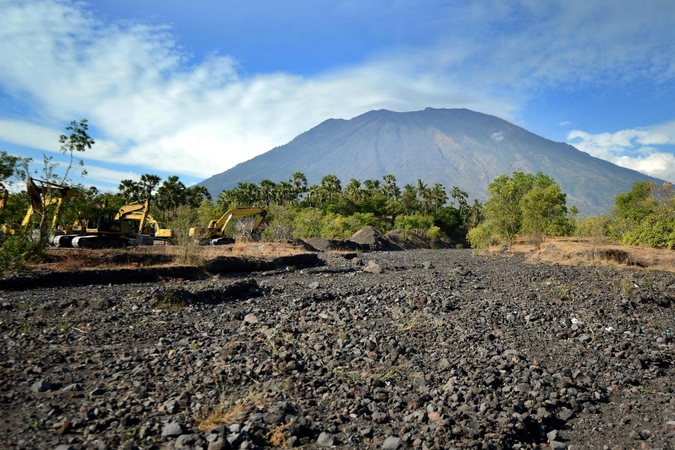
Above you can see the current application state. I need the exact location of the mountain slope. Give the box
[200,108,661,214]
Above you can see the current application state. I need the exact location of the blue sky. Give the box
[1,0,674,193]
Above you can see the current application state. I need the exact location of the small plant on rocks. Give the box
[196,389,265,432]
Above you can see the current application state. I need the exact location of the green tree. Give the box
[290,172,308,204]
[155,175,186,220]
[520,183,568,244]
[258,179,276,206]
[613,180,656,222]
[430,183,448,212]
[118,179,144,201]
[29,120,94,242]
[58,119,93,182]
[185,185,212,209]
[344,179,365,202]
[482,172,567,245]
[1,151,31,187]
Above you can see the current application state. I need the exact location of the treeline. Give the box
[213,173,484,243]
[466,171,675,251]
[577,180,675,249]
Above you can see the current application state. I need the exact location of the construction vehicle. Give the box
[54,197,164,248]
[1,177,78,239]
[189,207,268,245]
[114,200,174,244]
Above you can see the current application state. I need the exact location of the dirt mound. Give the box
[305,237,368,252]
[350,226,400,250]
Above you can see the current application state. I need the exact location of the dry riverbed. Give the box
[1,248,674,450]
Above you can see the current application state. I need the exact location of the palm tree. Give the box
[450,186,468,208]
[258,179,276,206]
[363,179,381,197]
[431,183,448,212]
[345,179,364,202]
[290,172,308,203]
[401,184,418,214]
[320,175,342,201]
[186,185,212,208]
[140,174,161,197]
[275,181,295,205]
[118,179,142,201]
[155,175,187,219]
[236,182,261,207]
[382,174,399,200]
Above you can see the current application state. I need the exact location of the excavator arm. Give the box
[21,177,79,229]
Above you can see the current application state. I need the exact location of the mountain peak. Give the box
[199,108,659,214]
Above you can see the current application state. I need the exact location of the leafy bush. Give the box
[621,215,675,249]
[466,223,494,249]
[0,234,45,273]
[292,208,324,239]
[426,225,442,245]
[394,214,435,241]
[263,205,297,241]
[576,216,611,238]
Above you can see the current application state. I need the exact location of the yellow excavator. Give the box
[1,177,78,238]
[189,207,268,245]
[114,199,174,244]
[55,197,168,248]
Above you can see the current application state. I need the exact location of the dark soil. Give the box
[1,249,674,450]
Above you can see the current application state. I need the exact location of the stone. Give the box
[244,313,258,324]
[422,261,434,269]
[317,431,334,447]
[89,387,106,396]
[207,440,226,450]
[161,422,183,437]
[382,436,402,449]
[363,261,382,274]
[31,380,52,393]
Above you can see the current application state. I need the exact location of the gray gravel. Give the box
[1,249,675,449]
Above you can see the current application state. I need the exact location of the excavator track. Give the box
[52,234,78,248]
[72,235,132,249]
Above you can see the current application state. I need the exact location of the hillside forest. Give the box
[1,120,675,271]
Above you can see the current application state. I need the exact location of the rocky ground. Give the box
[1,249,675,450]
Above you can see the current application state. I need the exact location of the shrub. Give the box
[0,234,46,273]
[263,205,296,241]
[292,208,324,239]
[621,215,675,249]
[576,215,611,238]
[466,224,494,249]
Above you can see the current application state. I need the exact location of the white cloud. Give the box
[491,132,504,142]
[567,122,675,182]
[0,120,60,152]
[0,0,674,187]
[557,121,570,127]
[82,165,141,190]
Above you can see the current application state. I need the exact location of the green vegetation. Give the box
[468,172,573,248]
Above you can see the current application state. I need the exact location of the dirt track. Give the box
[1,249,674,449]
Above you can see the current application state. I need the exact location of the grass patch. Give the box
[196,389,266,432]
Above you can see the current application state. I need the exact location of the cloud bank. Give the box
[568,122,675,182]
